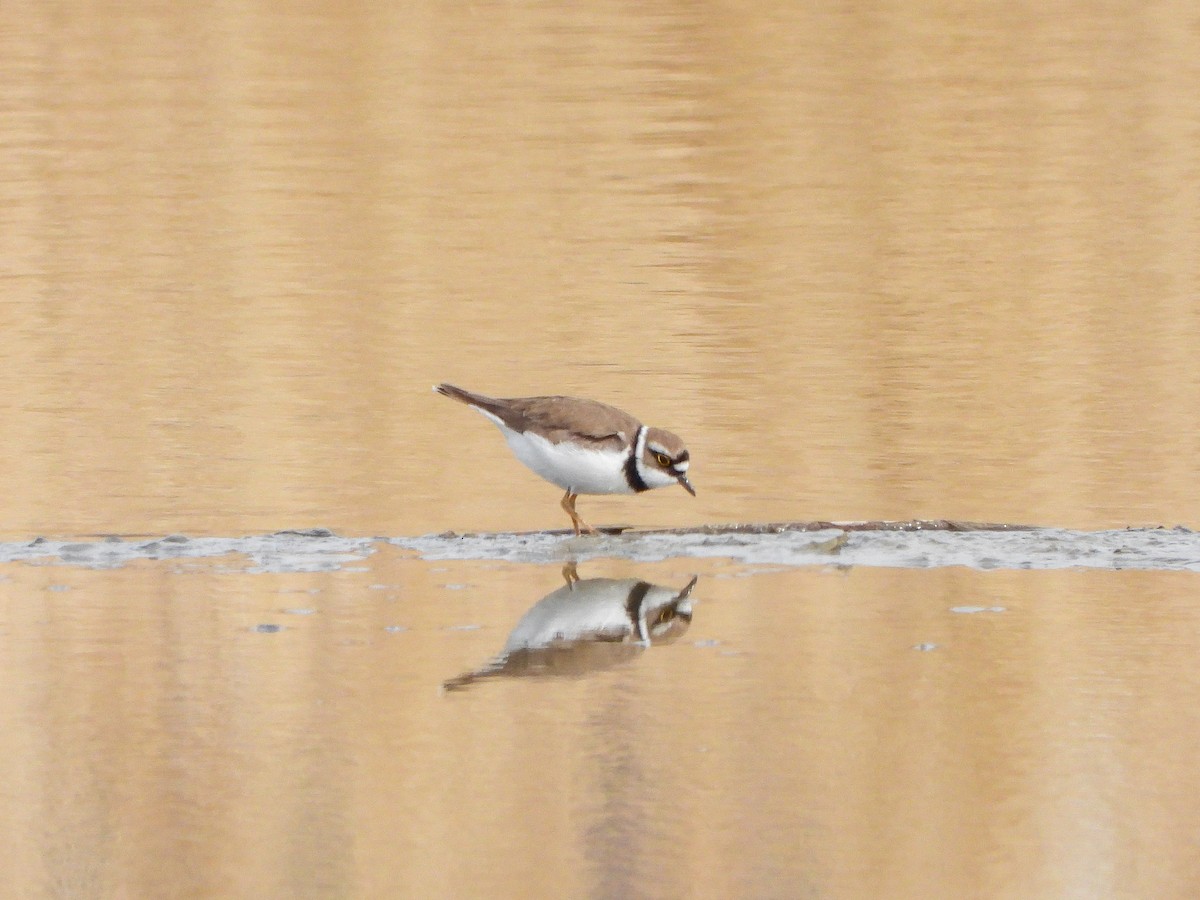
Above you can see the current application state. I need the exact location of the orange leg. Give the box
[560,491,597,536]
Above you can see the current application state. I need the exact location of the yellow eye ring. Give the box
[654,452,671,467]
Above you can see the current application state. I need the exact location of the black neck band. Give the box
[623,426,650,493]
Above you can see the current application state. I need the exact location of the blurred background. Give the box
[4,1,1199,539]
[6,4,1200,898]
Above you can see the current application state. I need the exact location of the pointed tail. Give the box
[434,383,493,406]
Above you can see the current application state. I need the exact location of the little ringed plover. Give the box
[435,383,695,534]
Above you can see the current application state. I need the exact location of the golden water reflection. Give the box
[3,1,1200,537]
[3,554,1200,897]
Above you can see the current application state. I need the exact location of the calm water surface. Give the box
[4,0,1200,896]
[4,554,1200,896]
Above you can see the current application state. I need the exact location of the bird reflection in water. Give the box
[443,567,698,691]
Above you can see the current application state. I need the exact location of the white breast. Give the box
[477,411,634,495]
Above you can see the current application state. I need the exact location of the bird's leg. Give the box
[561,560,580,587]
[560,490,581,535]
[560,491,597,536]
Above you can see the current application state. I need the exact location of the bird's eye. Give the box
[654,452,671,467]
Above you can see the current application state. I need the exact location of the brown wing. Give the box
[505,396,640,447]
[437,383,641,446]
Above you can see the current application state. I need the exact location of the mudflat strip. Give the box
[1,522,1198,571]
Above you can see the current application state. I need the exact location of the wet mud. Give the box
[3,521,1197,572]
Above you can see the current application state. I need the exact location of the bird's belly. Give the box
[502,429,633,495]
